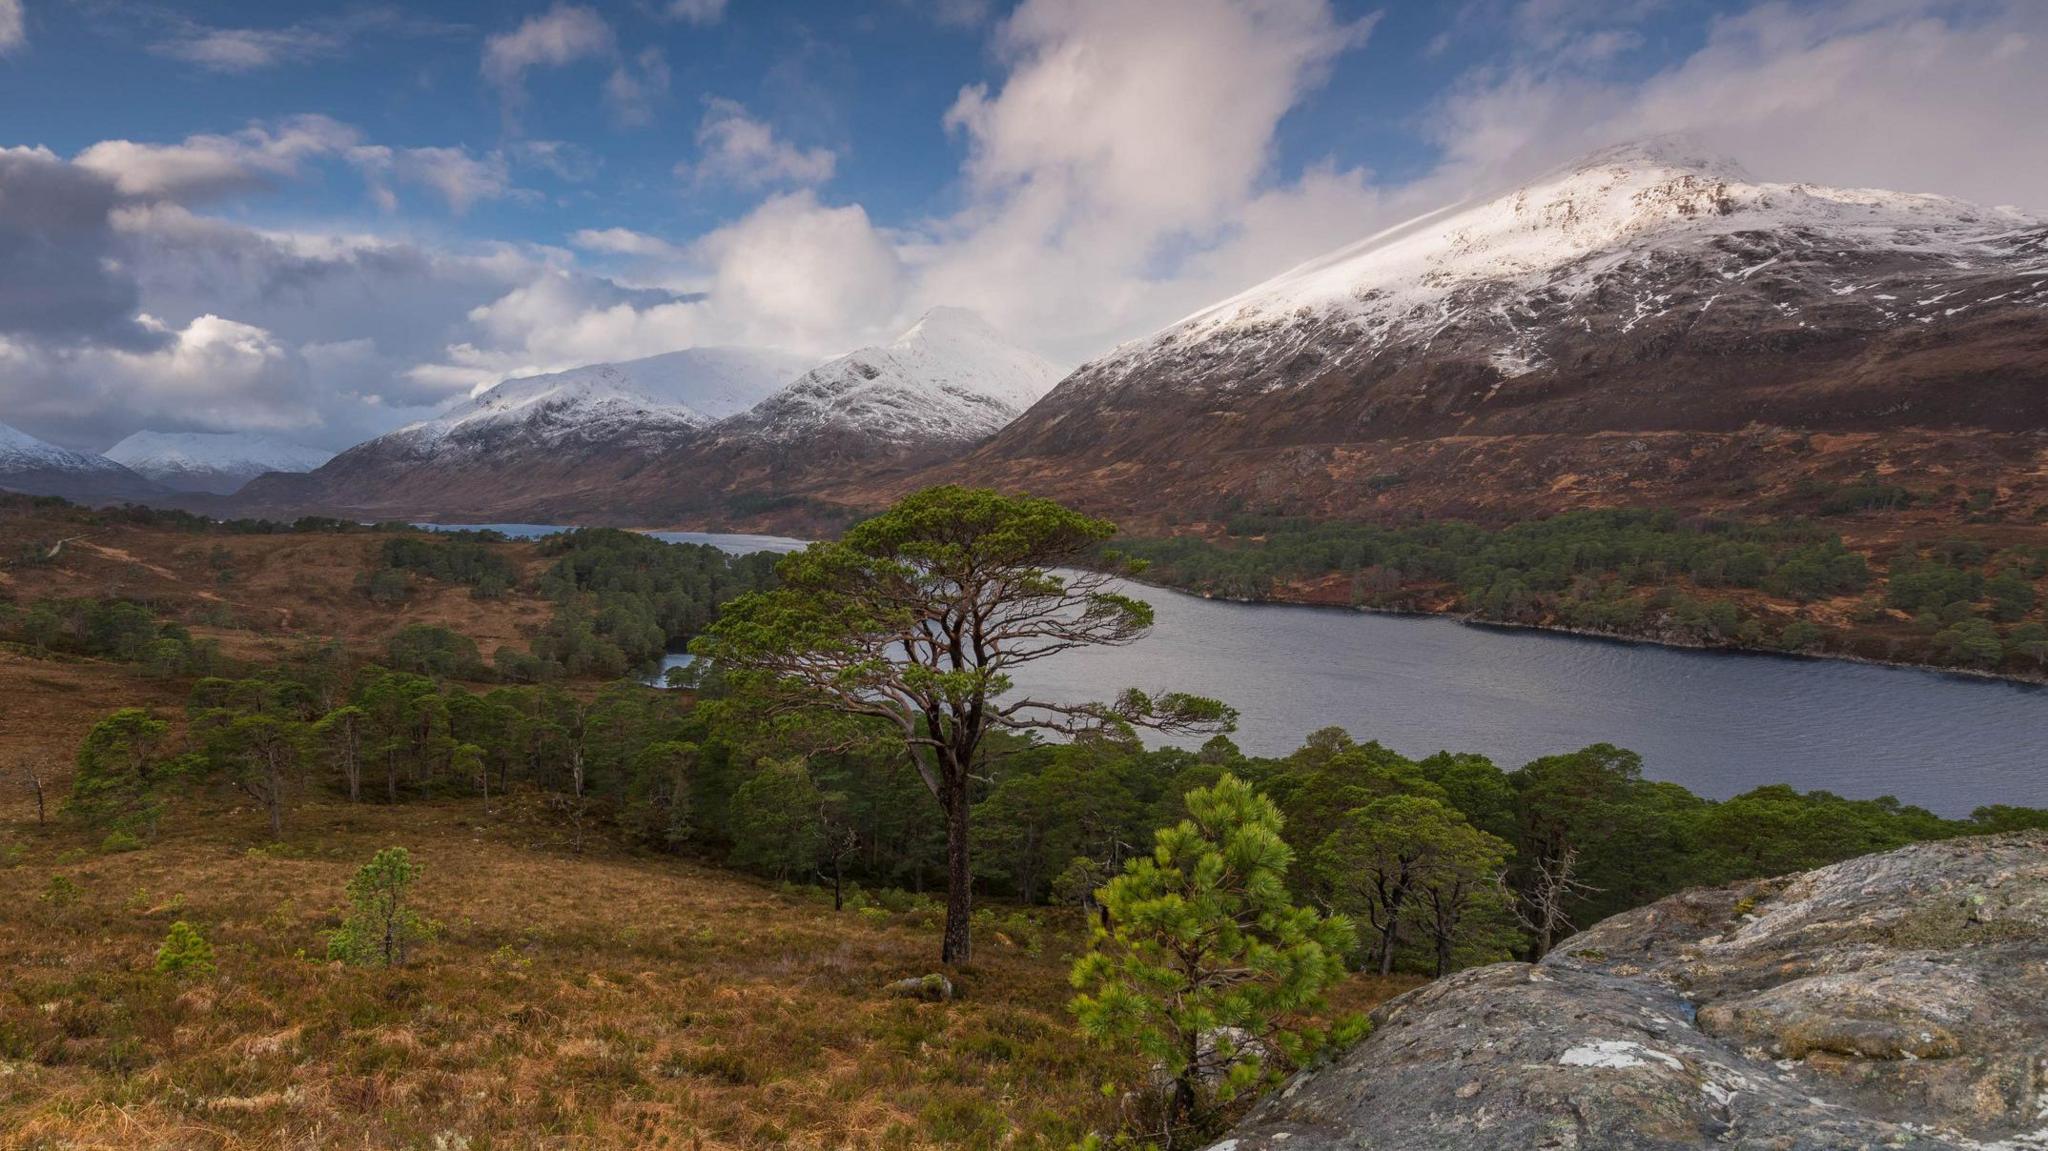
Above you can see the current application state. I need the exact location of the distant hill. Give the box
[230,309,1061,527]
[0,422,165,504]
[104,431,334,495]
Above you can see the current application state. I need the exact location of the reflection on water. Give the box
[421,523,2045,816]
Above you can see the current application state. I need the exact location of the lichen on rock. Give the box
[1206,831,2048,1150]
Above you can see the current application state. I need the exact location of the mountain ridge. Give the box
[0,422,167,505]
[105,431,335,495]
[888,143,2048,528]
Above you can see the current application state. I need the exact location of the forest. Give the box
[1117,509,2048,675]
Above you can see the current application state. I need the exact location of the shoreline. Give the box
[1126,579,2048,690]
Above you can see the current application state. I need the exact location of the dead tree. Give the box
[1513,846,1598,960]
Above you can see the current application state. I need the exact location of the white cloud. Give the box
[1424,0,2048,212]
[570,227,684,258]
[664,0,728,26]
[73,115,362,202]
[385,147,513,214]
[0,0,26,52]
[700,192,905,348]
[144,9,466,74]
[681,99,838,189]
[904,0,1381,360]
[153,24,342,72]
[606,47,671,127]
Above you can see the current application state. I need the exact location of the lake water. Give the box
[431,524,2045,816]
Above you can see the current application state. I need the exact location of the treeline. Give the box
[355,528,781,682]
[64,648,2046,976]
[1117,509,2048,673]
[0,596,224,678]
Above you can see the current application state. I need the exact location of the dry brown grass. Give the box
[0,502,556,665]
[0,788,1415,1151]
[0,503,1422,1149]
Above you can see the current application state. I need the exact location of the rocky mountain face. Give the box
[0,422,165,504]
[937,141,2048,526]
[1214,831,2048,1150]
[230,310,1058,526]
[104,431,334,495]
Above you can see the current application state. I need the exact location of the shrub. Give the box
[155,921,216,977]
[326,847,437,967]
[1071,774,1358,1134]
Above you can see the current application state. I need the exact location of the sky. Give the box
[2,0,2046,452]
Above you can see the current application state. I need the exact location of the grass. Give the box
[0,794,1413,1150]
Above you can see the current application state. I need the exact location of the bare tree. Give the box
[1512,846,1599,960]
[22,760,48,824]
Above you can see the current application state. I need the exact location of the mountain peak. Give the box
[731,306,1063,446]
[1561,135,1752,182]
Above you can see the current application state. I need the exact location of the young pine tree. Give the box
[1071,774,1359,1138]
[327,847,436,967]
[154,920,216,978]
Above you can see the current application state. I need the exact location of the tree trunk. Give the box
[264,752,285,840]
[1378,889,1406,976]
[941,779,973,966]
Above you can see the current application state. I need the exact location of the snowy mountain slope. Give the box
[961,139,2048,521]
[723,307,1063,446]
[379,345,819,460]
[228,310,1062,525]
[0,422,166,503]
[1086,138,2045,396]
[105,431,334,495]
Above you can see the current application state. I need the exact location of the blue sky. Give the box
[1,0,2044,450]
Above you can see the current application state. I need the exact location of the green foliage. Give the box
[154,921,216,978]
[1071,775,1356,1132]
[1120,511,2047,672]
[0,596,222,674]
[378,535,519,596]
[727,758,825,881]
[1310,794,1514,976]
[525,528,780,678]
[385,624,486,679]
[326,847,436,967]
[697,486,1232,966]
[67,708,172,834]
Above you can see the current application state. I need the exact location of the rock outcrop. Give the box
[1210,832,2048,1150]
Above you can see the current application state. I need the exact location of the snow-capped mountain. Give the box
[0,422,165,504]
[104,431,335,495]
[232,310,1059,526]
[724,307,1063,447]
[965,139,2048,521]
[376,345,819,461]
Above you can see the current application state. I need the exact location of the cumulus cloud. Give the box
[74,115,364,203]
[482,4,663,126]
[1424,0,2048,211]
[482,4,613,94]
[681,99,838,189]
[0,146,154,348]
[570,227,684,258]
[0,0,25,52]
[899,0,1382,360]
[374,145,520,212]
